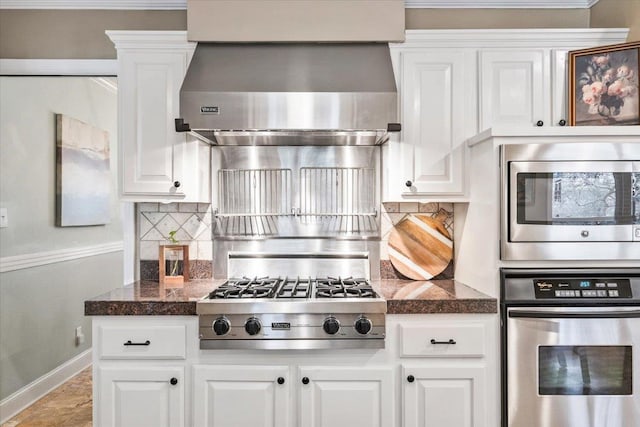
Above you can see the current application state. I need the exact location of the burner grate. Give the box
[315,277,377,298]
[277,277,312,298]
[209,277,281,299]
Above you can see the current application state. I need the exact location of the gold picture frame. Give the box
[568,41,640,126]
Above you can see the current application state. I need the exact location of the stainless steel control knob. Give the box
[354,317,372,335]
[213,317,230,336]
[322,317,340,335]
[244,317,261,336]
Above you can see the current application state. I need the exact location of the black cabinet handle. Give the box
[302,377,310,385]
[407,375,415,383]
[430,339,456,345]
[170,377,178,385]
[405,180,413,188]
[277,377,285,385]
[124,340,150,346]
[173,181,181,188]
[536,120,544,127]
[558,119,567,126]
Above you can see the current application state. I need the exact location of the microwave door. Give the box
[509,161,635,243]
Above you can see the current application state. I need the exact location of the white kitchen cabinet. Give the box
[387,49,475,199]
[402,365,485,427]
[299,366,394,427]
[479,49,549,130]
[97,366,185,427]
[192,365,291,427]
[107,31,210,202]
[384,29,628,202]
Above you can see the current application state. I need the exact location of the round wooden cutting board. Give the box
[387,214,453,280]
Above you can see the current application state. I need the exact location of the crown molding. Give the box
[0,0,600,9]
[392,28,629,49]
[405,0,600,8]
[0,0,186,9]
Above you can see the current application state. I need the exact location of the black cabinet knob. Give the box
[302,377,310,385]
[170,377,178,385]
[277,377,285,385]
[558,119,567,126]
[407,375,415,383]
[405,180,413,188]
[173,181,181,188]
[536,120,544,127]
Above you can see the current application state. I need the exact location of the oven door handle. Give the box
[508,310,640,319]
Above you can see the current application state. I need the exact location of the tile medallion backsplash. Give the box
[380,202,454,280]
[137,202,213,280]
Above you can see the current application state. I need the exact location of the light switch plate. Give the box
[0,208,7,228]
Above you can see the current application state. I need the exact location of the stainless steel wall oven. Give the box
[500,142,640,260]
[501,268,640,427]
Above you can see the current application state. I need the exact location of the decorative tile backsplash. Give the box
[136,201,454,281]
[137,202,213,280]
[380,202,454,280]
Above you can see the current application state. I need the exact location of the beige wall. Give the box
[591,0,640,41]
[0,6,634,58]
[0,10,186,59]
[406,8,590,29]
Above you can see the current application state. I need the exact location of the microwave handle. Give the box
[508,310,640,319]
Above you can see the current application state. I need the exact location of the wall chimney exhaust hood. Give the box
[176,43,400,146]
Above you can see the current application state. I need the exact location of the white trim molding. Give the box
[393,28,629,49]
[0,59,117,76]
[405,0,601,7]
[0,0,186,9]
[106,30,194,50]
[0,0,600,8]
[0,349,92,424]
[0,241,124,273]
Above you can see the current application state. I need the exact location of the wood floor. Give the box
[2,367,92,427]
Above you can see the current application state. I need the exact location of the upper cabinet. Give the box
[384,29,629,202]
[387,48,476,199]
[107,31,210,203]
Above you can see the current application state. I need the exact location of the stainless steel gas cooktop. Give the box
[197,276,386,350]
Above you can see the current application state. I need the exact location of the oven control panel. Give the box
[534,279,632,299]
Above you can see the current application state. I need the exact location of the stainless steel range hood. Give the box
[177,43,399,146]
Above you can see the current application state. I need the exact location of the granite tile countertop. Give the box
[85,279,497,316]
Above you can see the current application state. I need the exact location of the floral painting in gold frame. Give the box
[569,41,639,126]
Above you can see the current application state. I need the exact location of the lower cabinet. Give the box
[192,365,290,427]
[402,365,485,427]
[299,366,394,427]
[97,366,185,427]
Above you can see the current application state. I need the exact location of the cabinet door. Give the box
[480,50,549,129]
[193,365,290,427]
[398,50,474,197]
[402,365,485,427]
[119,50,189,199]
[299,366,394,427]
[551,49,570,127]
[97,366,184,427]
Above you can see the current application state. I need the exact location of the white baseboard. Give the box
[0,349,92,424]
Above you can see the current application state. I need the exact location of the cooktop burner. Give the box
[316,277,376,298]
[207,276,378,299]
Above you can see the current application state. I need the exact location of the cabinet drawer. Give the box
[400,324,485,358]
[98,325,186,360]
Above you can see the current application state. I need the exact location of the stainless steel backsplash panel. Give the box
[211,146,381,239]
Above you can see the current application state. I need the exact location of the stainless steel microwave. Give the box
[501,142,640,260]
